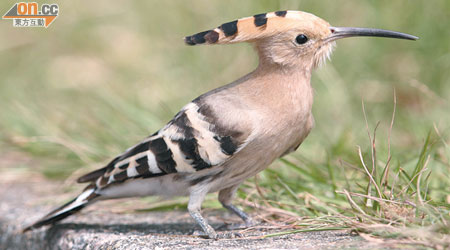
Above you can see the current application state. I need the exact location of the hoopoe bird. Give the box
[24,10,417,239]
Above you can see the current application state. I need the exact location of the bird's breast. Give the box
[257,79,314,149]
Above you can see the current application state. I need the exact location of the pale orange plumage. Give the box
[24,10,417,239]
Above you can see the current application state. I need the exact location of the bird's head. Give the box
[185,11,417,70]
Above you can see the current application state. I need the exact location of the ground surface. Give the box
[0,166,377,250]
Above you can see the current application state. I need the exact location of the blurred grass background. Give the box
[0,0,449,246]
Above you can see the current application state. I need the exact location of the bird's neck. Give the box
[250,58,313,94]
[237,59,314,115]
[254,59,312,82]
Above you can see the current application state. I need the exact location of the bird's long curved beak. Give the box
[328,27,418,42]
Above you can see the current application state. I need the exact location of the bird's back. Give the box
[78,66,314,196]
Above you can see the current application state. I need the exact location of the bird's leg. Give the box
[218,184,257,229]
[188,184,245,239]
[188,188,217,239]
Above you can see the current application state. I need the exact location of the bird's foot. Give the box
[192,222,217,239]
[193,230,243,239]
[219,218,258,230]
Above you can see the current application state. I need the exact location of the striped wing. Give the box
[77,101,249,189]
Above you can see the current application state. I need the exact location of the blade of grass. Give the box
[261,226,348,238]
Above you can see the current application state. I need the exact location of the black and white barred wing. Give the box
[77,102,250,188]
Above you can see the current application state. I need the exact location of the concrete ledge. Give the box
[1,178,367,249]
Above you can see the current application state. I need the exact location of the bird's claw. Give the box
[193,230,243,239]
[220,218,258,230]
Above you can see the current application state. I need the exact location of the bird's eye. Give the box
[295,34,308,45]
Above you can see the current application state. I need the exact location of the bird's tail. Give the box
[22,186,99,232]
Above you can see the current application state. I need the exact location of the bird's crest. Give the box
[184,10,328,45]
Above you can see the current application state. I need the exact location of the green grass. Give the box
[1,0,449,248]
